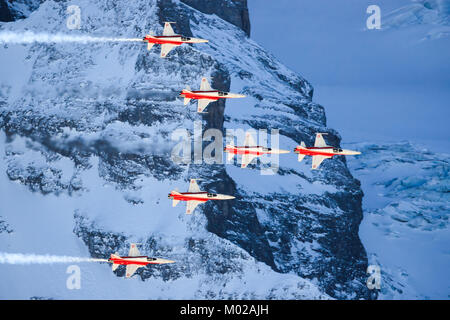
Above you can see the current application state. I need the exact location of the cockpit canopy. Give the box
[207,193,217,197]
[147,257,157,261]
[181,36,191,41]
[218,92,228,96]
[262,147,272,151]
[333,148,343,153]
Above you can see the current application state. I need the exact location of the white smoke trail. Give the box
[0,31,143,44]
[0,252,108,264]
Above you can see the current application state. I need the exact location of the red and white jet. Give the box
[168,179,235,214]
[294,133,361,169]
[180,77,246,113]
[108,243,174,278]
[143,22,208,58]
[224,132,290,168]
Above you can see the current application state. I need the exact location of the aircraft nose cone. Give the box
[236,94,246,98]
[278,149,290,154]
[222,195,235,200]
[194,39,208,43]
[158,259,175,264]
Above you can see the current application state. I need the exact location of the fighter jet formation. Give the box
[5,21,363,281]
[140,23,361,225]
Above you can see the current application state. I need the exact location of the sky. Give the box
[248,0,450,150]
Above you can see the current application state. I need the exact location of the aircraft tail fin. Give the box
[172,199,180,207]
[112,263,119,272]
[147,42,155,51]
[301,141,306,148]
[184,97,191,105]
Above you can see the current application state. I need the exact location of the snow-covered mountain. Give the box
[346,142,449,299]
[0,0,373,299]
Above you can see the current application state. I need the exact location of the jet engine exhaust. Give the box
[0,252,108,264]
[0,31,143,44]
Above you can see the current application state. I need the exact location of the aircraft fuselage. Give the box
[143,35,207,45]
[168,191,234,202]
[294,146,361,157]
[224,145,290,156]
[180,90,245,100]
[108,255,173,266]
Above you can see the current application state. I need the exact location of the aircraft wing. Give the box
[129,243,141,257]
[163,22,176,36]
[244,132,256,146]
[312,155,332,170]
[241,153,258,168]
[125,264,141,278]
[314,133,328,148]
[186,200,203,214]
[188,179,201,193]
[197,99,215,113]
[172,199,180,207]
[227,150,235,162]
[200,77,212,91]
[160,43,178,58]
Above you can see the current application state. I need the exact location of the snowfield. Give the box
[346,142,449,299]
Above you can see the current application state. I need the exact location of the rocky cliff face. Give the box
[0,0,42,21]
[180,0,250,36]
[0,0,374,299]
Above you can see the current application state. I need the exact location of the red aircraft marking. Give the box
[224,147,265,156]
[170,192,210,202]
[109,256,149,266]
[143,36,183,45]
[181,91,220,100]
[295,147,336,157]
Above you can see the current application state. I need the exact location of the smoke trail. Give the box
[0,252,108,264]
[0,31,143,44]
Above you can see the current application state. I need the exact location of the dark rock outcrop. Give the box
[0,0,14,22]
[180,0,250,36]
[0,0,42,21]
